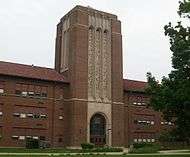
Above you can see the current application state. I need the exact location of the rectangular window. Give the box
[41,86,47,98]
[15,90,21,95]
[20,113,26,118]
[0,89,4,94]
[12,135,19,140]
[27,113,34,118]
[39,136,45,140]
[35,86,41,97]
[59,115,63,120]
[13,113,20,117]
[15,83,21,95]
[21,91,27,97]
[40,114,47,119]
[28,91,34,97]
[28,85,34,96]
[19,136,25,140]
[26,136,32,139]
[33,136,39,139]
[34,114,40,119]
[0,112,3,116]
[0,82,4,94]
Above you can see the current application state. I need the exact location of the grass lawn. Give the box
[0,155,189,157]
[0,148,80,153]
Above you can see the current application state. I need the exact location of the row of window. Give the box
[13,113,48,119]
[161,121,174,125]
[15,90,47,98]
[134,138,155,143]
[13,112,64,120]
[12,135,45,140]
[132,102,147,106]
[134,120,155,125]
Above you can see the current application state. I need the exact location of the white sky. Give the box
[0,0,181,81]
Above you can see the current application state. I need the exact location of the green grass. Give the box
[0,147,122,153]
[0,148,80,153]
[0,155,189,157]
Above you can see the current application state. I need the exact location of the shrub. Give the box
[133,142,154,149]
[130,143,160,154]
[81,143,94,149]
[93,147,123,152]
[26,139,39,149]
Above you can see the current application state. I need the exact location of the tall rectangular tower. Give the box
[55,5,124,147]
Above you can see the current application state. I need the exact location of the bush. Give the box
[133,142,154,149]
[81,143,94,149]
[26,139,39,149]
[130,143,160,154]
[92,147,123,152]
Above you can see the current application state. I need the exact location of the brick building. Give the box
[0,6,173,147]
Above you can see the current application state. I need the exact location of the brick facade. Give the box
[0,5,172,148]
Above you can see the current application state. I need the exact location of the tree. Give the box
[146,0,190,143]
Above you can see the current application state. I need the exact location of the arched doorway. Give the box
[90,113,106,146]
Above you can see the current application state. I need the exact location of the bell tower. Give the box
[55,5,124,147]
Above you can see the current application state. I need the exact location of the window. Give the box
[0,112,2,116]
[59,116,63,120]
[12,135,19,140]
[133,139,137,143]
[20,113,26,118]
[19,136,25,140]
[41,86,47,98]
[26,136,32,139]
[0,89,4,94]
[33,136,39,139]
[0,82,4,94]
[27,113,33,118]
[143,139,146,142]
[15,90,21,95]
[39,136,45,140]
[34,114,40,119]
[21,91,27,97]
[35,92,41,97]
[58,138,63,142]
[138,139,142,142]
[13,113,20,117]
[41,93,47,97]
[28,91,34,97]
[151,139,155,142]
[40,114,47,119]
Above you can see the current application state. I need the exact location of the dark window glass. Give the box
[41,93,47,97]
[40,136,45,140]
[58,138,62,142]
[15,90,21,95]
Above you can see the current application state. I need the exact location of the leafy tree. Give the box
[146,0,190,143]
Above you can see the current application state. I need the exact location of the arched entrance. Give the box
[90,113,106,146]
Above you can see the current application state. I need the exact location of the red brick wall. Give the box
[0,75,68,147]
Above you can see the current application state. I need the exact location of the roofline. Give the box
[0,60,54,70]
[123,78,147,83]
[0,73,69,84]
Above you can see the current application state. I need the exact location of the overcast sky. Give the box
[0,0,181,81]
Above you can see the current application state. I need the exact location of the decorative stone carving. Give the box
[88,15,111,102]
[88,26,95,100]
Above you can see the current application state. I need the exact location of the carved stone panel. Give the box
[88,15,111,102]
